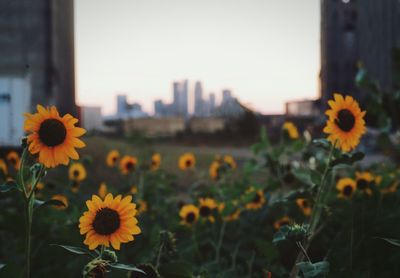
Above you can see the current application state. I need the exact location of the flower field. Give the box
[1,93,400,278]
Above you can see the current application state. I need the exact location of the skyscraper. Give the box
[194,81,204,116]
[172,79,189,118]
[320,0,400,106]
[0,0,77,116]
[222,89,232,104]
[209,93,216,115]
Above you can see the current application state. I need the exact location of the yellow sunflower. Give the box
[283,122,299,139]
[106,150,120,167]
[355,171,374,195]
[137,200,148,215]
[130,185,138,195]
[245,187,266,210]
[24,105,86,168]
[323,94,366,152]
[273,216,292,230]
[98,182,108,199]
[209,161,221,180]
[179,204,199,226]
[381,182,398,194]
[223,155,237,169]
[198,198,218,222]
[178,153,196,170]
[336,177,356,199]
[6,151,20,169]
[79,194,141,250]
[119,155,138,175]
[51,194,69,210]
[0,159,8,177]
[218,203,241,222]
[296,198,312,216]
[150,153,161,171]
[68,162,87,182]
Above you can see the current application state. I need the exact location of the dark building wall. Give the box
[0,0,76,115]
[320,0,400,106]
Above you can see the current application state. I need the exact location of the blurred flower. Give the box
[223,155,237,169]
[355,171,374,195]
[198,197,218,222]
[273,216,292,230]
[178,153,196,170]
[24,105,86,168]
[323,94,366,152]
[381,182,398,194]
[296,198,312,216]
[98,182,107,199]
[282,122,299,139]
[51,194,69,210]
[150,153,161,171]
[209,161,220,180]
[245,187,266,210]
[218,202,241,222]
[6,151,20,170]
[68,162,87,182]
[179,204,199,226]
[0,159,8,177]
[106,150,120,167]
[336,177,356,199]
[209,155,236,180]
[119,155,138,175]
[130,185,138,195]
[79,194,141,250]
[137,200,148,215]
[71,181,80,193]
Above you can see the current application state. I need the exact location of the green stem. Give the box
[19,147,28,198]
[24,198,32,278]
[100,245,105,258]
[155,243,163,269]
[215,221,227,264]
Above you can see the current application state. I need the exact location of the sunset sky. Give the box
[75,0,320,115]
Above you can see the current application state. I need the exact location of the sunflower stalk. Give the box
[215,221,227,264]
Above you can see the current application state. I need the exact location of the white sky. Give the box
[75,0,320,115]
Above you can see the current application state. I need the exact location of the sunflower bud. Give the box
[83,259,108,278]
[102,249,118,264]
[286,224,309,242]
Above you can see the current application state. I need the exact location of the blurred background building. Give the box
[320,0,400,106]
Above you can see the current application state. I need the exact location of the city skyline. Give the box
[75,0,320,116]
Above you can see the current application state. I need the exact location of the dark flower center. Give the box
[186,212,195,223]
[335,109,355,132]
[185,159,192,167]
[252,193,261,203]
[343,185,353,196]
[73,170,80,177]
[279,220,289,227]
[302,200,309,208]
[9,158,17,165]
[199,206,211,217]
[39,119,67,147]
[72,181,79,189]
[357,179,368,190]
[126,161,135,170]
[92,208,120,235]
[112,156,117,162]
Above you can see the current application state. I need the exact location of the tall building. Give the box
[116,95,147,119]
[222,89,232,104]
[0,0,77,116]
[172,79,189,117]
[320,0,400,106]
[209,93,216,111]
[194,81,204,116]
[117,95,128,116]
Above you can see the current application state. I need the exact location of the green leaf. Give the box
[330,152,364,167]
[35,199,66,209]
[376,237,400,247]
[312,139,331,149]
[51,244,92,256]
[0,263,5,270]
[110,263,145,273]
[297,261,329,278]
[158,261,193,278]
[0,180,19,193]
[272,225,290,244]
[292,168,315,187]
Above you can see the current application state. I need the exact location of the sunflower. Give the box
[130,185,138,195]
[273,216,292,230]
[179,204,199,226]
[336,177,356,199]
[209,161,221,180]
[381,182,398,194]
[223,155,237,169]
[218,203,241,222]
[137,200,148,215]
[6,151,20,169]
[245,187,266,210]
[178,153,196,170]
[150,153,161,171]
[296,198,312,216]
[106,150,120,167]
[120,155,138,175]
[355,171,374,195]
[79,194,141,250]
[24,105,86,168]
[68,162,87,182]
[0,159,8,177]
[98,182,108,199]
[51,194,69,210]
[198,198,218,222]
[323,94,366,152]
[282,122,299,139]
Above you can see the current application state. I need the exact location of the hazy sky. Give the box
[75,0,320,115]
